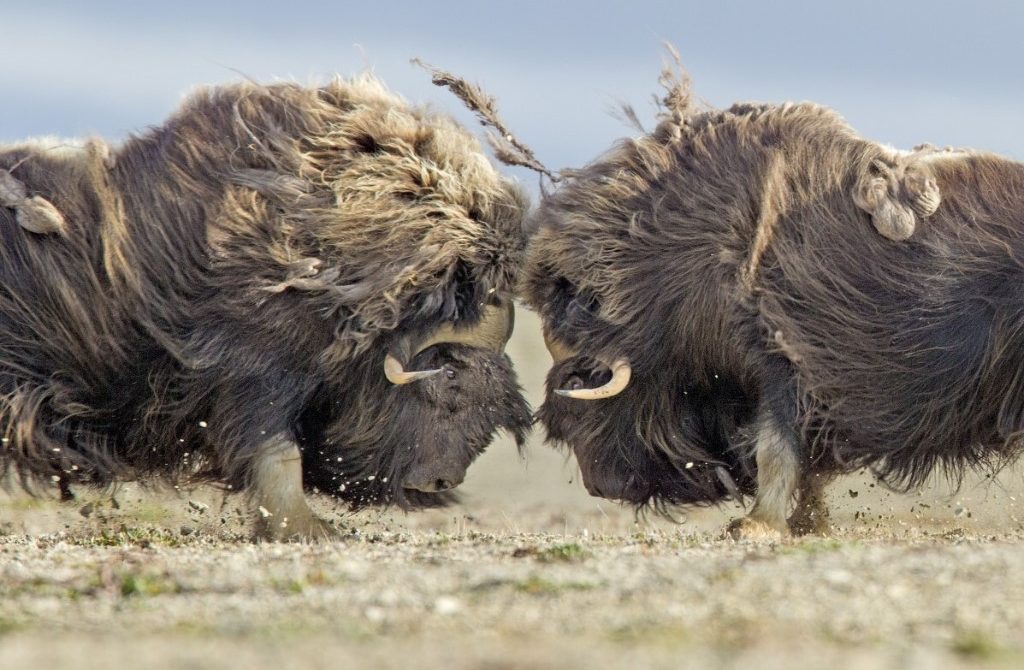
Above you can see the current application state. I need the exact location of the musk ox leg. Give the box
[787,472,832,536]
[249,436,338,542]
[728,395,800,541]
[852,154,941,242]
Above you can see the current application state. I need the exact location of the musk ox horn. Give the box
[384,353,444,385]
[384,303,514,385]
[555,358,632,400]
[412,302,514,356]
[543,330,577,363]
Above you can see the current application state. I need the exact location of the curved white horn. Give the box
[555,358,632,400]
[384,353,442,385]
[383,303,513,385]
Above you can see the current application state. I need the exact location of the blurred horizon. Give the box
[3,1,1024,181]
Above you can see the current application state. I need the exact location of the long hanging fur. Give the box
[0,76,531,508]
[524,62,1024,509]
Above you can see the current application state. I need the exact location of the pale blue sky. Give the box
[3,1,1023,185]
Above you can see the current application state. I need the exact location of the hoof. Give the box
[726,516,787,542]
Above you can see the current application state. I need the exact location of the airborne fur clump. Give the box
[414,59,561,185]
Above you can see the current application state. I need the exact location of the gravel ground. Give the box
[3,315,1024,669]
[2,485,1024,670]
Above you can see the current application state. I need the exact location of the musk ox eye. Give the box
[564,375,584,391]
[443,365,457,380]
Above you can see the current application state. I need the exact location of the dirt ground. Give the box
[3,310,1024,669]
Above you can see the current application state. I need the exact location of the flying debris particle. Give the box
[849,490,859,498]
[188,500,209,513]
[434,596,463,615]
[258,506,272,518]
[685,462,694,469]
[715,466,744,508]
[198,421,208,428]
[51,475,61,482]
[367,475,376,481]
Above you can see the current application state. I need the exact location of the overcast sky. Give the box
[3,1,1023,186]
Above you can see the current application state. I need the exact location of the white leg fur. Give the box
[249,437,337,542]
[728,405,799,540]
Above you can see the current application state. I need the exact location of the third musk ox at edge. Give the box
[0,76,531,540]
[523,64,1023,538]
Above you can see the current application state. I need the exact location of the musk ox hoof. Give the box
[726,516,787,542]
[252,513,341,543]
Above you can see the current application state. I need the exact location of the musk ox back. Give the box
[0,75,531,540]
[523,65,1024,538]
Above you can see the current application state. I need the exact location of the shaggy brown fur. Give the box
[0,76,531,539]
[524,66,1024,535]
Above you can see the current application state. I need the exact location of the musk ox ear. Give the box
[0,170,67,235]
[852,157,941,242]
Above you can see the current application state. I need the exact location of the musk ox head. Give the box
[297,302,531,508]
[534,331,756,511]
[300,336,531,509]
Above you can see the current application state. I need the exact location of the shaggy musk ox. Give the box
[0,76,531,540]
[523,66,1022,538]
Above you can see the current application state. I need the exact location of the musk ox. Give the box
[523,66,1021,538]
[0,75,531,540]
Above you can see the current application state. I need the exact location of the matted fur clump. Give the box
[521,59,1024,533]
[0,75,531,539]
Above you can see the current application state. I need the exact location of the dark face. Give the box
[539,357,757,510]
[396,343,531,494]
[300,343,531,509]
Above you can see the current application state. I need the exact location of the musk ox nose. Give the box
[402,467,466,493]
[582,470,643,503]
